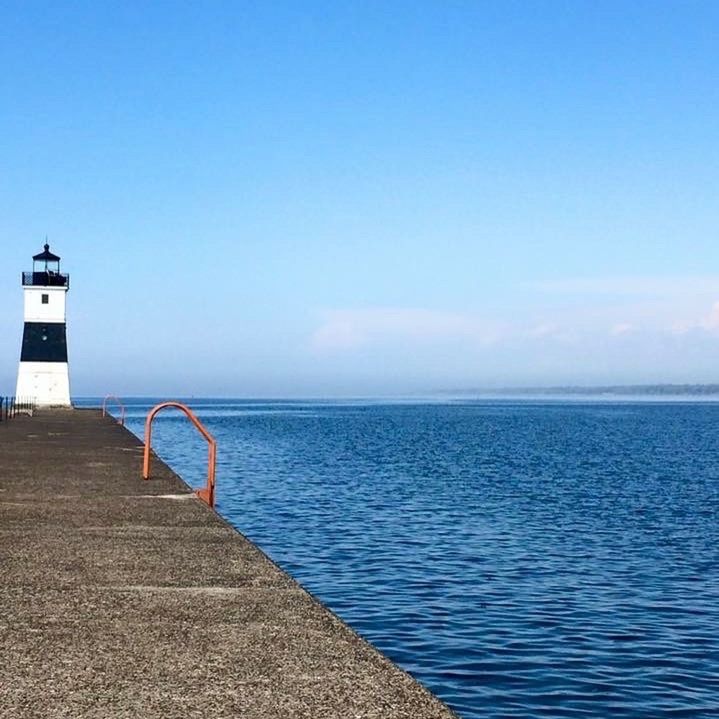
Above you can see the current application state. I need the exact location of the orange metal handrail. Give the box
[102,394,126,426]
[142,402,217,508]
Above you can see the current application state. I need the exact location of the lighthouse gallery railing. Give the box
[21,271,70,287]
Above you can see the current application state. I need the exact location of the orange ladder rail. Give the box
[102,394,126,426]
[142,401,217,508]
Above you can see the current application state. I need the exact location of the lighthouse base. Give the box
[15,362,72,407]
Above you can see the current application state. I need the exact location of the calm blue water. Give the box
[86,399,719,718]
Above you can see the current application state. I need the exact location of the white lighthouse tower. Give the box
[15,243,72,407]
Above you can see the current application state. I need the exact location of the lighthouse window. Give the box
[41,294,49,304]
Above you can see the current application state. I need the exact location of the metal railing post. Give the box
[141,402,217,508]
[102,394,126,426]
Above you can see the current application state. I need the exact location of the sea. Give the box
[79,398,719,718]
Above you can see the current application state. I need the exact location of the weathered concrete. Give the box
[0,409,458,718]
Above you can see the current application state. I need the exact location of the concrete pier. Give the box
[0,410,458,718]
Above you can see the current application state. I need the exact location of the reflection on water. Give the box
[81,398,719,718]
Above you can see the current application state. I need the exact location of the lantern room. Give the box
[22,243,69,288]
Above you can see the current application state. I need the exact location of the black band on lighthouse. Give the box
[20,322,68,363]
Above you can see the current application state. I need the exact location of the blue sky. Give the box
[1,1,718,396]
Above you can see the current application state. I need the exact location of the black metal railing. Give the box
[21,271,70,288]
[0,396,37,421]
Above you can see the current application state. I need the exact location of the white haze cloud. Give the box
[311,298,719,356]
[305,272,719,388]
[310,308,503,352]
[672,300,719,334]
[704,302,719,331]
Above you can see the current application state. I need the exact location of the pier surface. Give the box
[1,410,457,718]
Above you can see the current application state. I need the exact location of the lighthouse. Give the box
[15,243,72,407]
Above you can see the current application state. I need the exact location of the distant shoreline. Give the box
[444,384,719,397]
[71,386,719,403]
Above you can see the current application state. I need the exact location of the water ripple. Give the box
[115,400,719,718]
